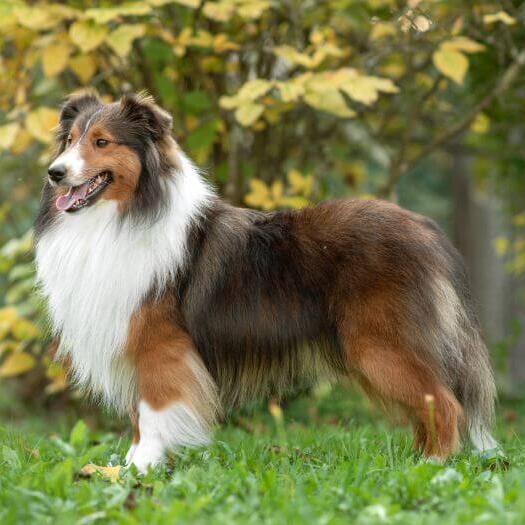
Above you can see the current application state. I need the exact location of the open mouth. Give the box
[55,172,113,212]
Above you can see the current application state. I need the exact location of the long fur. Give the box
[36,154,212,412]
[35,93,497,465]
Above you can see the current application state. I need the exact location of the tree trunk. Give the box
[451,155,524,392]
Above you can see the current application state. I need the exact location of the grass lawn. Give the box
[1,385,524,525]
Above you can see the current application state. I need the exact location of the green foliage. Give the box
[1,0,525,417]
[1,387,524,524]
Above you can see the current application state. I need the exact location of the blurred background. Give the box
[0,0,525,431]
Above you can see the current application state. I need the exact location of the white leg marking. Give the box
[125,442,138,464]
[470,426,499,452]
[129,400,211,473]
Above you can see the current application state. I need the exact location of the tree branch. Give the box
[376,46,525,198]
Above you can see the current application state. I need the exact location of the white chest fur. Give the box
[35,161,211,412]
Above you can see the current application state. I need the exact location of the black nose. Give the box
[48,165,67,182]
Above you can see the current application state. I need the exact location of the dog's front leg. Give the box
[124,309,220,473]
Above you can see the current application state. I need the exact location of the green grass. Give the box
[1,386,524,525]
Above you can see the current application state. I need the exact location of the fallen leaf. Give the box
[80,463,121,483]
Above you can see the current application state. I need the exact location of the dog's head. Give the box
[48,92,178,219]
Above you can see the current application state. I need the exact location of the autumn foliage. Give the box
[0,0,524,394]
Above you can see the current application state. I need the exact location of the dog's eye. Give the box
[95,138,109,148]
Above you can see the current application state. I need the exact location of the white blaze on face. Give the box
[48,143,85,185]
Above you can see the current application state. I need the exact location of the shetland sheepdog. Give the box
[35,92,497,472]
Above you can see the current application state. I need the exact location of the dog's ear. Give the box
[119,92,172,141]
[59,92,102,128]
[57,92,102,148]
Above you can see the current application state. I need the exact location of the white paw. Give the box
[128,439,165,474]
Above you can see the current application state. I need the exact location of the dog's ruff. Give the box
[36,155,211,412]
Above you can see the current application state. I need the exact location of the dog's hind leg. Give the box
[125,301,220,473]
[346,338,462,460]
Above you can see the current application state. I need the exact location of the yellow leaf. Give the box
[273,45,315,68]
[148,0,200,6]
[483,11,516,26]
[0,307,18,327]
[219,95,240,110]
[12,319,40,341]
[213,33,239,53]
[513,213,525,227]
[45,362,68,395]
[80,464,121,483]
[470,113,489,134]
[357,193,377,200]
[68,55,97,84]
[0,341,19,357]
[271,180,283,201]
[203,2,234,22]
[340,74,399,106]
[0,1,17,30]
[85,3,151,24]
[238,1,271,20]
[310,43,344,68]
[442,37,485,54]
[42,42,71,77]
[268,400,283,422]
[0,352,35,377]
[276,81,304,103]
[245,179,272,209]
[106,24,146,58]
[235,103,265,126]
[287,169,313,196]
[494,237,509,257]
[11,127,33,155]
[220,80,273,110]
[279,196,310,209]
[174,0,201,5]
[13,6,62,30]
[70,21,108,53]
[0,306,18,339]
[10,127,33,154]
[370,21,396,40]
[432,48,468,85]
[303,90,355,118]
[0,123,20,150]
[25,107,59,144]
[237,79,274,101]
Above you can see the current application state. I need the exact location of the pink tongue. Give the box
[56,182,89,211]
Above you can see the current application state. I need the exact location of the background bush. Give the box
[1,0,525,403]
